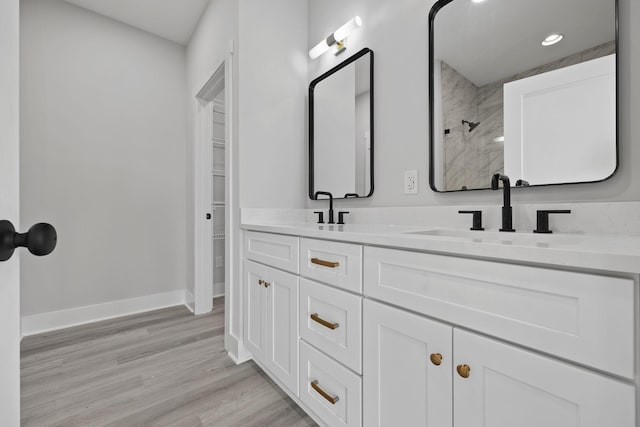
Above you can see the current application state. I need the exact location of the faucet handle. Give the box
[313,211,325,224]
[534,210,571,234]
[458,210,484,231]
[337,211,350,225]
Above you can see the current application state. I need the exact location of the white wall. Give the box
[315,65,356,196]
[308,0,640,207]
[185,0,239,311]
[355,91,370,194]
[20,0,188,316]
[238,0,308,209]
[186,0,307,361]
[0,0,21,422]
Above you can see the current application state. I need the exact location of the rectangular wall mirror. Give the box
[309,48,374,199]
[429,0,618,192]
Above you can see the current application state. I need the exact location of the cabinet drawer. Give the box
[300,238,362,293]
[244,231,299,273]
[364,246,635,379]
[299,341,362,427]
[300,279,362,373]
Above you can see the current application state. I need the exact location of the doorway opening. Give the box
[194,61,230,316]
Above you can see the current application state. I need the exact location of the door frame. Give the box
[194,64,222,315]
[193,45,238,322]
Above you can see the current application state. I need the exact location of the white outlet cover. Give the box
[404,170,418,194]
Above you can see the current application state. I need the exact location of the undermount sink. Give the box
[406,228,581,247]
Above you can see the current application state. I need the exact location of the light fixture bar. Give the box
[309,16,362,59]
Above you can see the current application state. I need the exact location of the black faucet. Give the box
[491,174,515,232]
[314,191,335,224]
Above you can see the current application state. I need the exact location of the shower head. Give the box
[462,120,480,132]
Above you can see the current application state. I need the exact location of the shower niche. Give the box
[429,0,618,192]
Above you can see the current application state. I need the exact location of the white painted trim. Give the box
[193,97,214,315]
[223,43,243,359]
[21,290,185,336]
[194,61,227,316]
[227,350,252,366]
[185,289,195,313]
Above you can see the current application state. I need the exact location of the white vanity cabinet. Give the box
[363,299,636,427]
[243,259,299,395]
[453,329,636,427]
[363,299,453,427]
[242,227,638,427]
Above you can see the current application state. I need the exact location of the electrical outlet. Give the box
[404,170,418,194]
[215,256,224,268]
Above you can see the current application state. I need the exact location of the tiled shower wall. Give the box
[442,41,616,192]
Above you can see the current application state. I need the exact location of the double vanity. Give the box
[241,222,639,427]
[248,0,634,424]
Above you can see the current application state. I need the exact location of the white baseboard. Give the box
[184,289,195,313]
[227,350,252,365]
[21,290,186,337]
[213,282,225,298]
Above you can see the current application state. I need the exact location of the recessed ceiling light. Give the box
[472,0,486,3]
[493,136,505,143]
[541,34,564,46]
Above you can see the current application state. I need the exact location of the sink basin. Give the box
[406,228,581,247]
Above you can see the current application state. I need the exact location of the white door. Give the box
[453,328,636,427]
[363,300,453,427]
[265,267,298,394]
[0,0,21,424]
[244,260,267,361]
[503,54,616,185]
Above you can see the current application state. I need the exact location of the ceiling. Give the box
[62,0,210,45]
[434,0,615,86]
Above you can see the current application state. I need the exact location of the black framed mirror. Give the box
[429,0,618,192]
[309,48,374,200]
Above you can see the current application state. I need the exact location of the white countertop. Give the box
[241,222,640,274]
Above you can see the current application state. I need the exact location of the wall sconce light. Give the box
[309,16,363,59]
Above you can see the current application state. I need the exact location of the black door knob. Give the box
[0,220,57,262]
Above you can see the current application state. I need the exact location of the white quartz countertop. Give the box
[241,222,640,274]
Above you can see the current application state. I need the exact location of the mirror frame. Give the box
[428,0,619,193]
[309,47,375,200]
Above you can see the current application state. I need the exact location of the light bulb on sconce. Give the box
[309,16,363,59]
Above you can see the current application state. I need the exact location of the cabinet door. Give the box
[454,329,636,427]
[363,300,453,427]
[244,260,268,361]
[266,267,299,395]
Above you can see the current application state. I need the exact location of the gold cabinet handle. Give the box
[310,313,339,330]
[310,380,339,405]
[310,257,340,268]
[263,281,270,288]
[430,353,443,366]
[457,364,471,378]
[258,279,264,286]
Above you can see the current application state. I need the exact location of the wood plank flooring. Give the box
[21,298,317,427]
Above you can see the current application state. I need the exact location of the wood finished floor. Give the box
[21,298,317,427]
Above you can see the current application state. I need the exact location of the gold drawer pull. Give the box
[310,257,340,268]
[457,364,471,378]
[430,353,442,366]
[310,380,339,405]
[310,313,339,330]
